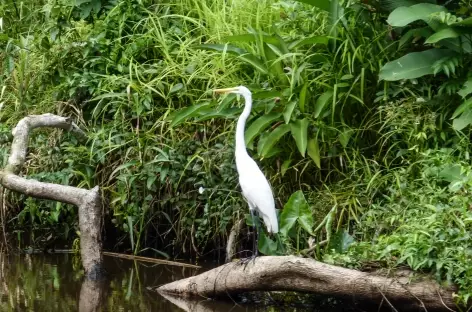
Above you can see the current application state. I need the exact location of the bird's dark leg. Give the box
[250,208,259,258]
[239,208,259,268]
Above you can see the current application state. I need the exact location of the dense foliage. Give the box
[1,0,472,306]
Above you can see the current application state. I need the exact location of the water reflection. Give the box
[0,252,254,311]
[0,252,368,312]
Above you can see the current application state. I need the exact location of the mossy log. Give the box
[157,255,459,311]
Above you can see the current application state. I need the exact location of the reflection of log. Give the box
[157,256,459,311]
[79,279,105,312]
[159,292,240,312]
[0,114,103,279]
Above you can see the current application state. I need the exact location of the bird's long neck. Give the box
[235,93,252,158]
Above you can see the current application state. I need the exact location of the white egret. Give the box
[214,86,278,259]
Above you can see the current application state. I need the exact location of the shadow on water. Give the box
[0,252,376,312]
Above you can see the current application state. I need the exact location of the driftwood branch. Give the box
[6,114,86,174]
[225,219,244,263]
[157,256,459,311]
[0,113,103,279]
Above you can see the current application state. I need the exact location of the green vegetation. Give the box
[1,0,472,306]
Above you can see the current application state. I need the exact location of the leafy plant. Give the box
[379,3,472,130]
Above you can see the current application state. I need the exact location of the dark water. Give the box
[0,252,365,312]
[0,252,252,311]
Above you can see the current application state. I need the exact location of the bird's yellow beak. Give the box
[213,87,238,94]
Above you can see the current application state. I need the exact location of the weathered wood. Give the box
[103,251,201,269]
[79,278,105,312]
[0,113,103,279]
[225,219,244,263]
[6,114,86,174]
[157,255,459,311]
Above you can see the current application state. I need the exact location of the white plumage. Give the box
[214,86,279,255]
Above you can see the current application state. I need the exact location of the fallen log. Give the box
[157,255,459,311]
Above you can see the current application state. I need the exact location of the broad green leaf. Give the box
[146,175,157,190]
[195,44,269,75]
[262,146,283,158]
[79,2,93,18]
[260,124,291,158]
[169,83,184,94]
[168,103,210,127]
[379,49,456,81]
[387,4,447,27]
[425,27,460,44]
[281,159,292,177]
[307,138,321,168]
[258,230,279,255]
[288,36,329,50]
[264,43,284,78]
[280,190,314,236]
[274,33,290,54]
[327,230,354,253]
[91,0,101,13]
[453,109,472,131]
[217,93,237,110]
[458,78,472,98]
[265,43,283,58]
[283,101,296,124]
[257,131,269,155]
[439,164,464,183]
[452,98,472,119]
[253,90,283,99]
[299,83,308,113]
[244,113,281,145]
[439,36,472,54]
[290,119,309,157]
[339,128,352,148]
[314,91,333,118]
[399,27,433,48]
[51,210,60,223]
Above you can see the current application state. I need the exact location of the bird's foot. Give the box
[237,254,258,270]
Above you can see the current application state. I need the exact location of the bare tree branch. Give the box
[0,173,89,206]
[6,113,86,174]
[0,113,102,279]
[225,219,244,263]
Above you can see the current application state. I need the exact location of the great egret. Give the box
[214,86,278,259]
